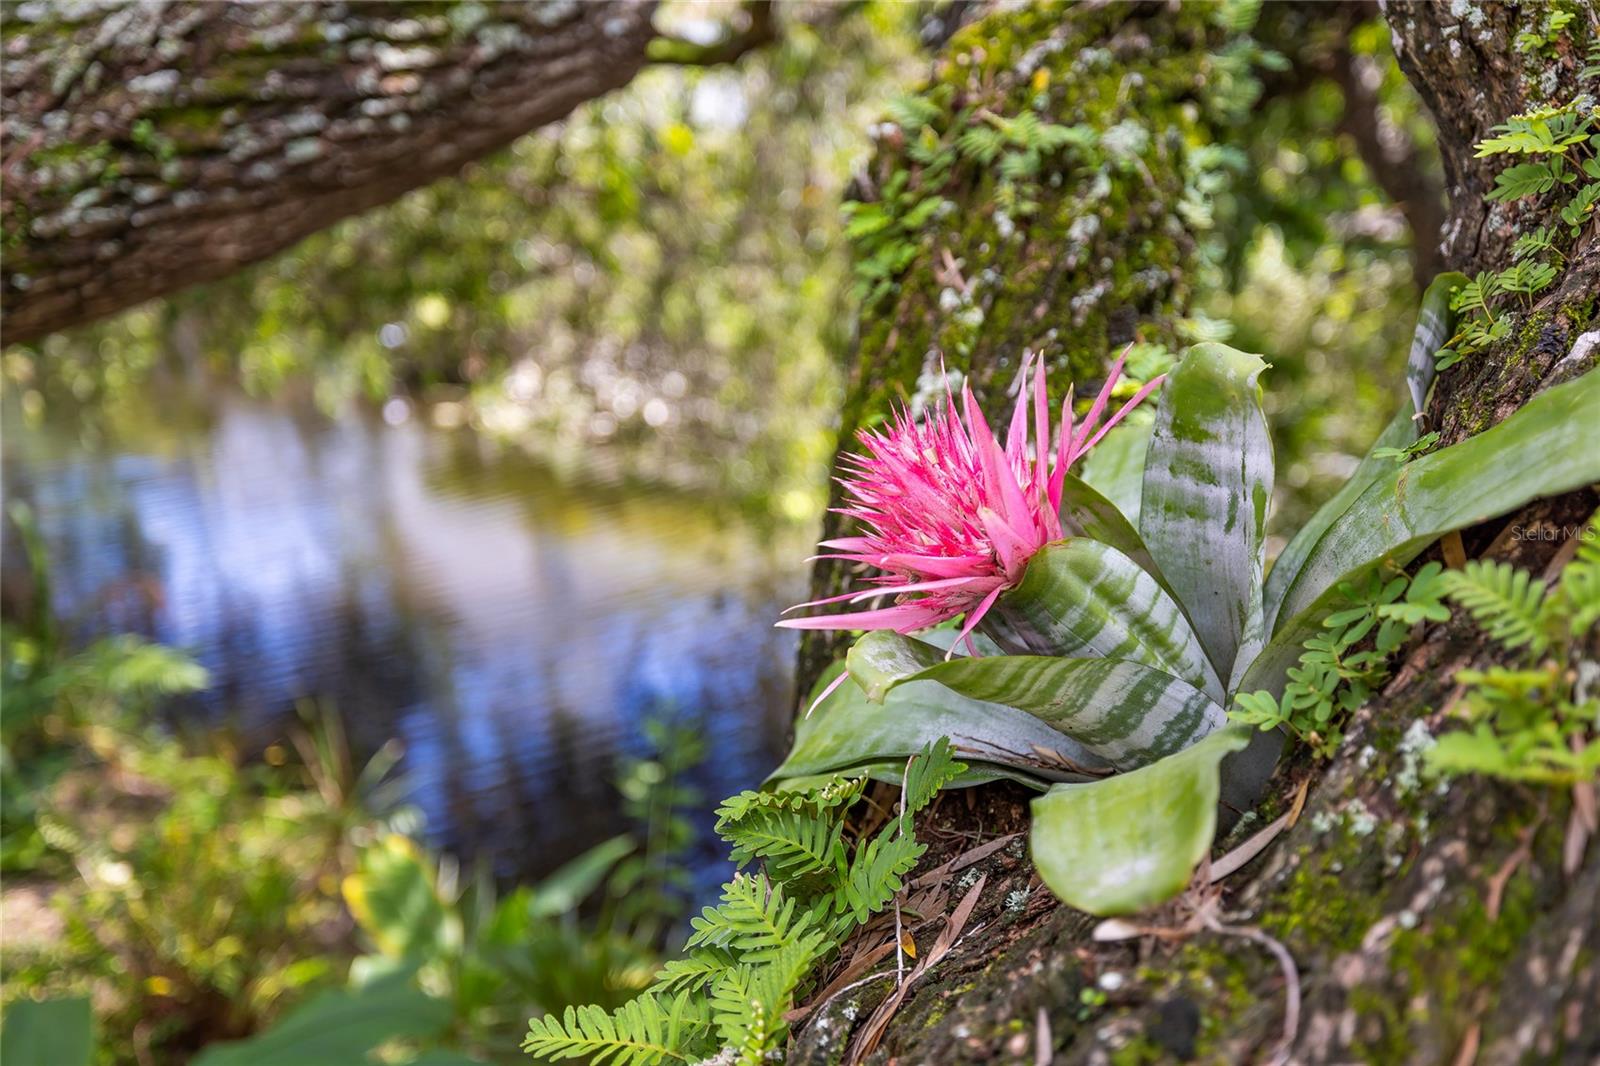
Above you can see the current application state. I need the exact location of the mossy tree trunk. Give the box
[0,0,675,344]
[794,2,1599,1062]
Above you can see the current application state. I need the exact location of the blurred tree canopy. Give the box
[6,1,1438,527]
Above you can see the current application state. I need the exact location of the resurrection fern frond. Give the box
[707,937,826,1064]
[721,808,845,879]
[1558,521,1600,635]
[1441,560,1550,654]
[523,992,708,1066]
[956,125,1005,164]
[1450,271,1502,318]
[653,947,738,993]
[532,740,962,1064]
[714,774,865,830]
[686,873,819,962]
[902,736,967,816]
[1426,520,1600,787]
[829,831,926,929]
[884,93,943,133]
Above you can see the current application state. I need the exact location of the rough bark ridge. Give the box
[792,2,1599,1062]
[0,0,658,344]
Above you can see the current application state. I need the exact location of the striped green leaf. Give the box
[846,633,1226,770]
[1245,367,1600,696]
[1404,271,1467,421]
[1031,725,1251,916]
[1058,473,1165,586]
[1139,343,1274,684]
[772,661,1112,786]
[1265,272,1466,633]
[980,540,1223,702]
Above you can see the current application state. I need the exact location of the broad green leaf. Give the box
[845,629,945,702]
[192,971,453,1066]
[770,662,1110,786]
[848,633,1226,770]
[1263,405,1417,637]
[1030,725,1251,915]
[1,996,92,1066]
[1079,415,1151,525]
[1247,368,1600,696]
[982,540,1222,701]
[530,834,635,918]
[1266,272,1466,634]
[342,835,461,961]
[1139,343,1273,683]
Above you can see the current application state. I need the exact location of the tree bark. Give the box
[792,2,1599,1062]
[0,0,660,344]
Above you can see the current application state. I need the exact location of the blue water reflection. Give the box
[4,392,806,895]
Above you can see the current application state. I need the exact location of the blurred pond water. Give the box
[2,386,809,894]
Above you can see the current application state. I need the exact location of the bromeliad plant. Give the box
[775,272,1600,915]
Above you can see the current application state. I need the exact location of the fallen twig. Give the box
[846,874,987,1064]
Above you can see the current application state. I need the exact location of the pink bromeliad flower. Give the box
[779,349,1163,671]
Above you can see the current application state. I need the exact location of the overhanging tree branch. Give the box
[0,0,785,346]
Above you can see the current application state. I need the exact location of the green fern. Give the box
[1496,259,1558,300]
[529,740,965,1064]
[1425,516,1600,788]
[707,937,825,1063]
[884,93,943,134]
[714,774,865,828]
[1487,161,1557,201]
[1449,271,1502,319]
[687,872,821,962]
[653,947,737,993]
[829,831,925,928]
[1558,524,1600,636]
[721,808,845,879]
[1441,560,1550,654]
[956,125,1005,165]
[1473,107,1591,157]
[1510,226,1558,262]
[1582,39,1600,80]
[523,991,708,1066]
[903,736,966,816]
[1559,181,1600,236]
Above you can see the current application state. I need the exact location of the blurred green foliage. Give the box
[4,2,927,524]
[1,502,710,1064]
[1200,15,1442,537]
[1,6,1440,534]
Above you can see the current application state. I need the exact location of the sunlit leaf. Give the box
[342,835,461,961]
[1030,725,1251,916]
[1249,368,1600,695]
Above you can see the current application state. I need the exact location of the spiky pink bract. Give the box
[778,350,1162,650]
